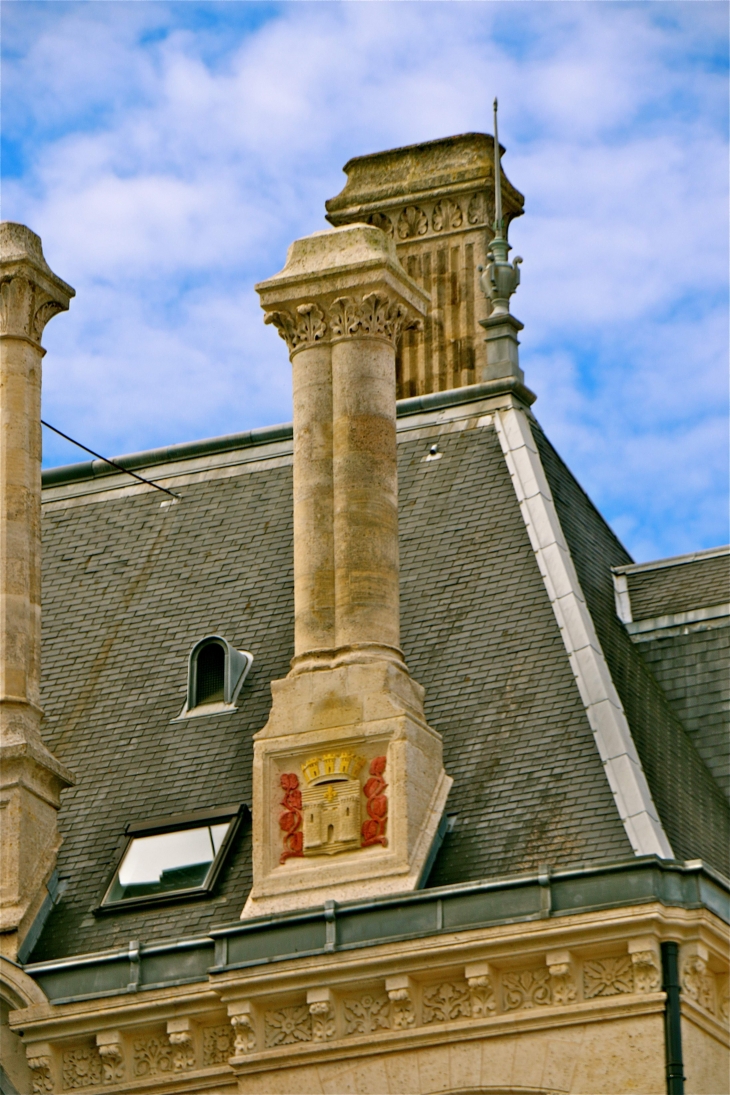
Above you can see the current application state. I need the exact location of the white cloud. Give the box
[2,0,727,560]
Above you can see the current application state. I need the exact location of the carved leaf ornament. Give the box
[397,205,428,239]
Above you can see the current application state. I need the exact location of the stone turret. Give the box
[246,224,452,917]
[0,223,75,959]
[325,132,524,399]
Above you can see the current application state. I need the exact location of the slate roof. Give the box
[31,399,728,962]
[621,551,730,620]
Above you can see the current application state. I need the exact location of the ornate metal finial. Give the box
[479,99,522,316]
[493,97,503,235]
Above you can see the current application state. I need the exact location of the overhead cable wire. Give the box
[41,420,181,500]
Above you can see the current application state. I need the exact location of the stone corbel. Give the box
[385,974,416,1029]
[166,1018,195,1070]
[25,1042,55,1094]
[680,941,715,1014]
[627,936,662,993]
[545,949,578,1005]
[228,1001,257,1056]
[464,960,497,1017]
[95,1031,124,1084]
[307,986,336,1041]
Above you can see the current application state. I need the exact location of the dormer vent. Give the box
[180,636,253,718]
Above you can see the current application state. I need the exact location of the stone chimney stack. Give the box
[0,223,74,959]
[325,133,524,399]
[246,225,451,917]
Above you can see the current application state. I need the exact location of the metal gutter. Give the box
[23,857,729,1005]
[41,381,535,493]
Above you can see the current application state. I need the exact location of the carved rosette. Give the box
[202,1025,235,1066]
[61,1046,102,1089]
[264,1005,311,1048]
[343,992,391,1035]
[583,956,634,999]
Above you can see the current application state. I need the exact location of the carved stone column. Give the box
[246,225,452,916]
[0,223,74,959]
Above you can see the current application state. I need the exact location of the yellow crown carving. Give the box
[301,752,366,785]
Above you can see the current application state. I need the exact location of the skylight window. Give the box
[99,805,245,911]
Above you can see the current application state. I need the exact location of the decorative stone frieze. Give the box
[202,1024,235,1066]
[422,981,471,1023]
[343,992,391,1035]
[132,1035,173,1078]
[95,1032,124,1085]
[264,1004,312,1048]
[386,975,416,1029]
[307,988,336,1041]
[583,956,634,999]
[502,967,551,1011]
[26,1049,54,1095]
[61,1045,102,1089]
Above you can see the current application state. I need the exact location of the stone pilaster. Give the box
[245,225,451,916]
[0,222,74,958]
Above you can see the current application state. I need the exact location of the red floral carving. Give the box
[361,756,388,847]
[279,773,303,863]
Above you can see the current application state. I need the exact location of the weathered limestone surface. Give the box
[247,225,451,915]
[326,133,524,398]
[0,223,74,957]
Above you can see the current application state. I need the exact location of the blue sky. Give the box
[2,0,727,561]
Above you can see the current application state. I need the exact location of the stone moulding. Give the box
[14,915,729,1091]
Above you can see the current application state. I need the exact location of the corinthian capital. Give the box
[256,223,429,358]
[0,222,75,346]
